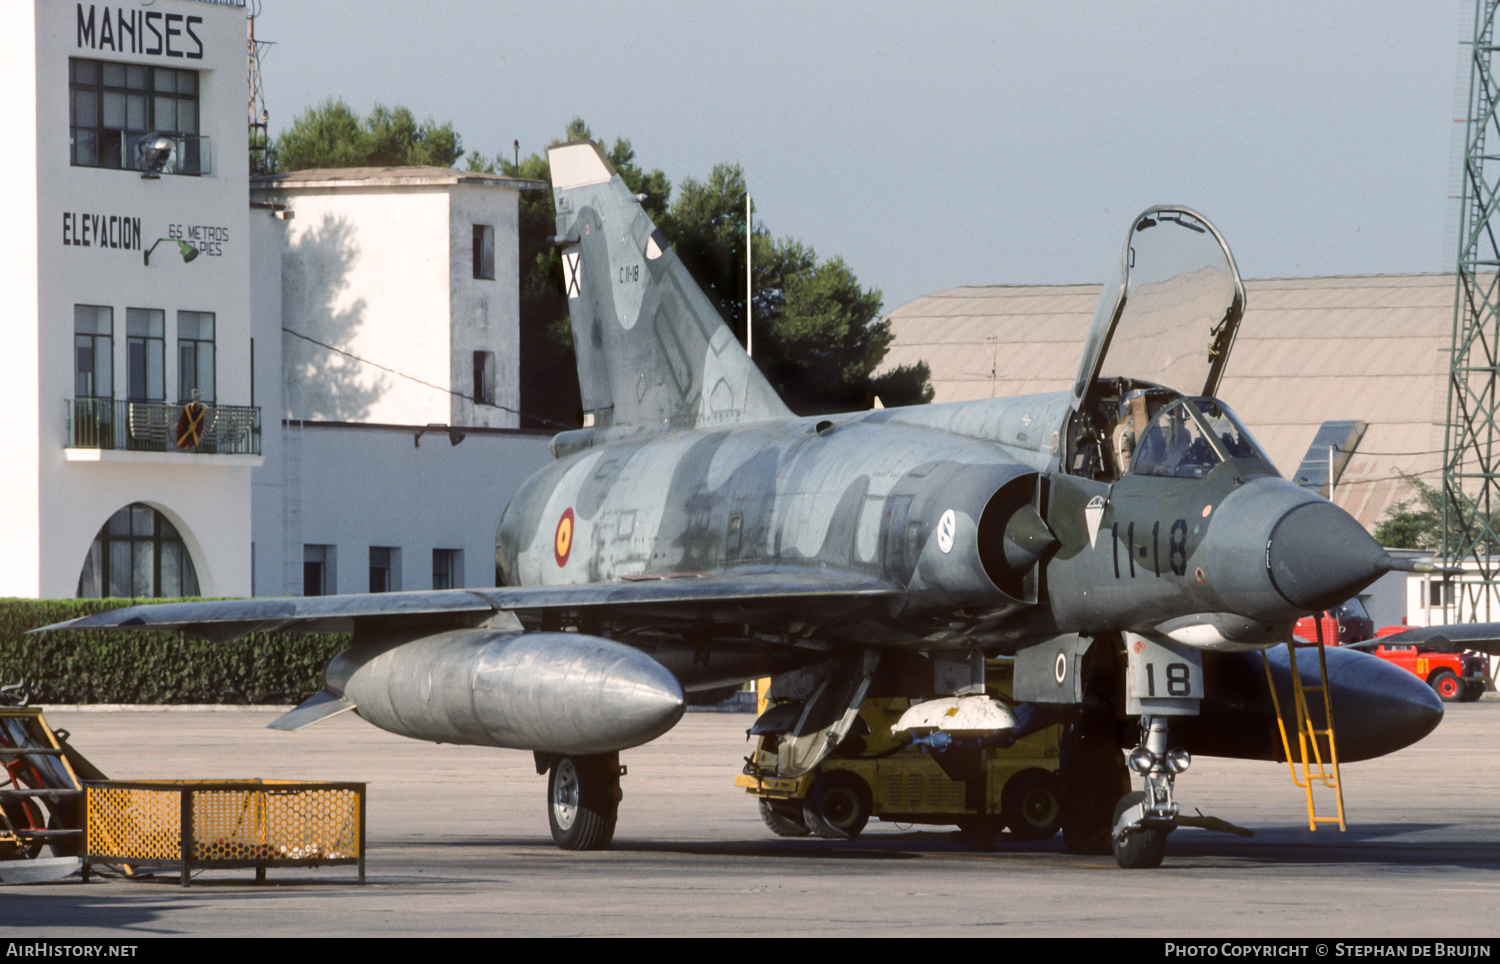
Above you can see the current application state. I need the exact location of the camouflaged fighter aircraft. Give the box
[48,141,1444,869]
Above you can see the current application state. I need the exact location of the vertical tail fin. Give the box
[547,141,790,430]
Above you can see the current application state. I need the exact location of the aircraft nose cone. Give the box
[1267,502,1390,612]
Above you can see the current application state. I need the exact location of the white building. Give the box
[253,167,528,430]
[1,0,556,603]
[2,0,256,599]
[247,167,552,597]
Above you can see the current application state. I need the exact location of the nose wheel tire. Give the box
[1110,791,1166,869]
[547,754,619,851]
[802,771,872,839]
[758,797,811,837]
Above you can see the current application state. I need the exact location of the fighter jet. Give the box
[48,141,1443,868]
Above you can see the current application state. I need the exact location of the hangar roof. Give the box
[880,274,1455,530]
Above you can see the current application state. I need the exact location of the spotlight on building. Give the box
[143,238,200,267]
[138,133,177,178]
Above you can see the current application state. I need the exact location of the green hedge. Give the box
[0,598,348,705]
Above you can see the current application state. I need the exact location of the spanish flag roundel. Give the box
[554,508,575,567]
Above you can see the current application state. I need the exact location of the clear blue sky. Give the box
[253,0,1468,313]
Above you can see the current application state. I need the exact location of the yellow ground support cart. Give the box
[736,662,1061,840]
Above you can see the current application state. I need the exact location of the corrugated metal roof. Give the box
[882,274,1455,530]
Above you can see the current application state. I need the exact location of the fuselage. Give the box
[500,393,1054,586]
[497,390,1367,652]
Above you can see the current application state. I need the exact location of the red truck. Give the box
[1293,599,1374,647]
[1295,598,1489,703]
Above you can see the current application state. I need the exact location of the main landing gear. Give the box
[1059,693,1130,856]
[1059,642,1130,857]
[538,752,622,850]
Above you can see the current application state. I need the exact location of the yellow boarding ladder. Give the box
[1260,615,1346,831]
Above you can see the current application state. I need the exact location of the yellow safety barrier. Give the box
[85,779,365,886]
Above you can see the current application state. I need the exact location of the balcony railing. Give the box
[66,399,260,456]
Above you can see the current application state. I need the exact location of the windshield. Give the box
[1192,398,1272,464]
[1330,598,1371,621]
[1132,401,1221,478]
[1130,398,1275,479]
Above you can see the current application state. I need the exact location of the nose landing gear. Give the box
[1112,715,1189,869]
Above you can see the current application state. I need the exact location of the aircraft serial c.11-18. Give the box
[49,141,1445,869]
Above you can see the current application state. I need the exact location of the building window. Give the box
[473,225,494,280]
[473,351,495,405]
[304,545,334,596]
[77,503,200,599]
[126,308,165,400]
[433,549,463,590]
[70,58,202,174]
[74,305,113,398]
[369,547,400,593]
[177,310,214,403]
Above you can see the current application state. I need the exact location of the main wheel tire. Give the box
[1461,680,1486,703]
[547,754,619,851]
[1431,670,1463,703]
[1002,769,1063,840]
[802,771,872,839]
[758,797,811,837]
[1060,718,1129,854]
[1061,639,1129,855]
[1110,791,1166,869]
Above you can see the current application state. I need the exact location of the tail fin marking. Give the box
[548,141,790,431]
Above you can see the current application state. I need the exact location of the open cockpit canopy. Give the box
[1061,208,1268,483]
[1071,207,1245,413]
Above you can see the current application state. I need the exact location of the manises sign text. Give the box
[76,4,206,60]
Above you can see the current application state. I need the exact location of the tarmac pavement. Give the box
[1,702,1497,938]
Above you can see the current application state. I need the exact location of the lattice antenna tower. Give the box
[1445,0,1500,620]
[247,1,274,174]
